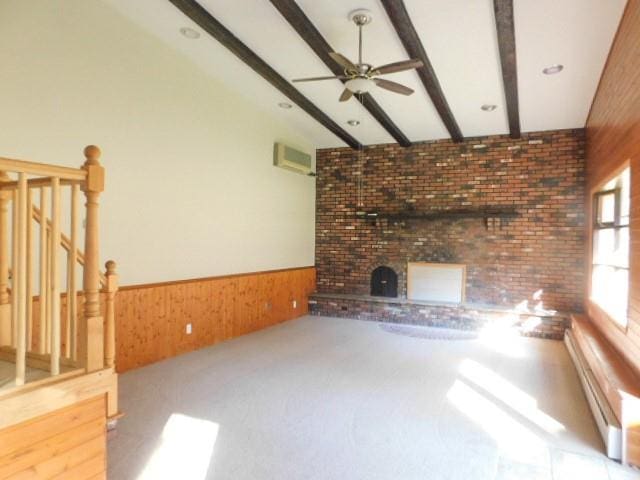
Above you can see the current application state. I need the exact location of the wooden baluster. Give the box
[45,218,52,354]
[79,146,104,372]
[0,171,11,346]
[26,189,33,351]
[15,173,27,385]
[104,260,118,369]
[64,248,71,358]
[11,190,18,347]
[49,177,61,375]
[38,187,48,354]
[67,184,79,360]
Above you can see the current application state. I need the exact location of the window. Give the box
[591,167,630,327]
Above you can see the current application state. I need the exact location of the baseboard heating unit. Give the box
[564,331,622,460]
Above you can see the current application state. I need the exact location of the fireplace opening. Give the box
[371,266,398,298]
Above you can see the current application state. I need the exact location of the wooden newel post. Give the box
[104,260,118,369]
[79,145,105,372]
[0,171,11,346]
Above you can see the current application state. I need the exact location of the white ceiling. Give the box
[105,0,626,148]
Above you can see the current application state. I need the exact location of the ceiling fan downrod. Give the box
[350,9,373,67]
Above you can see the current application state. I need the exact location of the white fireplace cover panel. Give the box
[407,263,466,303]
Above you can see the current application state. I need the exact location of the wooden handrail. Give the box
[0,177,82,191]
[0,157,86,181]
[31,206,107,286]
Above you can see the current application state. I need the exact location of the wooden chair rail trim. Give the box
[0,157,87,181]
[118,265,316,292]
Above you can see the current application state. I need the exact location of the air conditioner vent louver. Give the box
[274,143,312,175]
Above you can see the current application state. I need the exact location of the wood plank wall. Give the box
[115,267,316,372]
[585,0,640,375]
[0,395,106,479]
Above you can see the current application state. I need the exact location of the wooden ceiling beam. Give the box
[168,0,362,149]
[269,0,412,147]
[380,0,463,142]
[493,0,521,138]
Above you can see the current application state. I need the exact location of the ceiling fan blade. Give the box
[292,75,347,83]
[339,88,353,102]
[371,59,424,76]
[329,52,358,71]
[373,78,414,96]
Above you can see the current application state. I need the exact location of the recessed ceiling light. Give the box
[542,64,564,75]
[347,119,360,126]
[179,27,200,39]
[481,104,497,112]
[278,102,292,109]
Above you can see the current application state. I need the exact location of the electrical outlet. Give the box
[293,300,297,308]
[186,323,192,335]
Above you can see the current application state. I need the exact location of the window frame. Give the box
[593,188,622,229]
[589,166,630,331]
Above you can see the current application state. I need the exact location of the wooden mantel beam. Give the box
[168,0,362,150]
[493,0,521,138]
[269,0,412,147]
[380,0,464,142]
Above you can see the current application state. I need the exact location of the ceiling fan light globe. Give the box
[345,77,374,94]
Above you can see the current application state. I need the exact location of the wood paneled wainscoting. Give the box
[115,267,316,372]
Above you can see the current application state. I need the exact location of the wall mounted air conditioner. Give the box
[274,143,313,175]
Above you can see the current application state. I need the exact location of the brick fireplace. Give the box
[310,129,586,339]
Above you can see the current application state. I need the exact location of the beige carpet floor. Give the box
[108,316,639,480]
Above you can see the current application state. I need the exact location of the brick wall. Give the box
[315,129,586,312]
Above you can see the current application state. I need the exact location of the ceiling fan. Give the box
[292,9,423,102]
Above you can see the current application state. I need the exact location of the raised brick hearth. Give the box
[309,293,570,340]
[312,129,586,338]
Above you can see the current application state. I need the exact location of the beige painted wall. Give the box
[0,0,316,285]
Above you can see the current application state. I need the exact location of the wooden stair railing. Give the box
[31,206,108,286]
[0,145,118,391]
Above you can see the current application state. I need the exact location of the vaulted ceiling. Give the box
[106,0,626,149]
